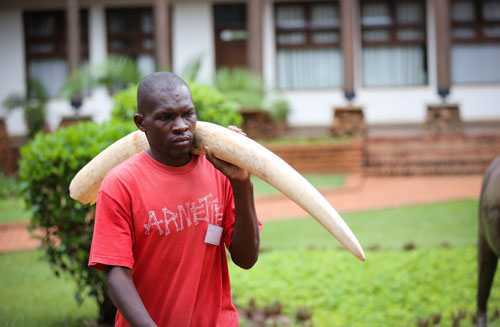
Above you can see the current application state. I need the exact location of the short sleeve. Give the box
[221,181,262,250]
[88,190,135,271]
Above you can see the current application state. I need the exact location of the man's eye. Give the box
[183,111,193,118]
[159,115,171,121]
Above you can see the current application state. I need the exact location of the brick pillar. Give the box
[423,104,463,136]
[331,106,366,138]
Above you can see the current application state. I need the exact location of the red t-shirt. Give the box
[89,151,241,327]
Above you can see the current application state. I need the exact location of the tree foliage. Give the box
[111,81,243,127]
[18,120,137,323]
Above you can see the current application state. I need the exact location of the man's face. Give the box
[135,85,197,166]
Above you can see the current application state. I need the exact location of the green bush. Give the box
[111,85,138,122]
[18,119,136,323]
[3,78,48,139]
[189,82,242,127]
[110,81,242,127]
[0,173,19,199]
[213,68,290,122]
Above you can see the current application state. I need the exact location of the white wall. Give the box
[172,2,215,83]
[0,9,27,136]
[261,0,500,127]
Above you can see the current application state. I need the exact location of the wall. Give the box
[0,9,27,136]
[261,0,500,127]
[172,2,215,83]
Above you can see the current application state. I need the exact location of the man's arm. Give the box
[105,266,158,327]
[204,143,260,270]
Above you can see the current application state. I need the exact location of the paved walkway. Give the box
[0,174,484,253]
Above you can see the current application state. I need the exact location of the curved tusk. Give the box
[69,121,365,261]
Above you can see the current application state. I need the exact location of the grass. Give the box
[0,197,31,224]
[260,199,479,251]
[0,250,99,327]
[251,173,345,197]
[229,199,499,326]
[0,199,488,327]
[230,246,500,327]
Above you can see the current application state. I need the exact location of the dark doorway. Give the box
[213,4,247,69]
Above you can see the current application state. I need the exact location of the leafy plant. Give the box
[111,84,138,122]
[3,79,48,138]
[0,172,19,199]
[61,55,141,99]
[214,68,290,122]
[214,68,265,108]
[18,119,137,324]
[110,81,242,127]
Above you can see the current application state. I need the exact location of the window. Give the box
[24,10,88,97]
[360,0,427,86]
[451,0,500,83]
[106,8,156,77]
[275,2,342,89]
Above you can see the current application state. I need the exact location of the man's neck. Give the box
[146,148,192,167]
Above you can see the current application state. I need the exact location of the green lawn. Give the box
[228,199,499,326]
[252,173,345,197]
[1,199,494,327]
[260,199,479,251]
[0,250,99,327]
[0,198,31,224]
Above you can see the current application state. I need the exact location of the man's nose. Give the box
[172,116,189,133]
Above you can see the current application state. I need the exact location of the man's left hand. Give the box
[204,126,250,182]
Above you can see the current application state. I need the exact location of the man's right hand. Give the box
[106,266,158,327]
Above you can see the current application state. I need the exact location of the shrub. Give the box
[0,172,19,199]
[213,68,290,122]
[18,119,136,323]
[111,85,138,122]
[3,78,48,139]
[110,81,242,127]
[61,55,141,99]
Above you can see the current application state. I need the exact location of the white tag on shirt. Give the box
[204,224,223,246]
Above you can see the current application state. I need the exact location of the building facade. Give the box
[0,0,499,136]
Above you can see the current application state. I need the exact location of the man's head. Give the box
[134,72,197,167]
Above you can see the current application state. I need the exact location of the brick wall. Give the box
[266,139,363,173]
[364,135,500,175]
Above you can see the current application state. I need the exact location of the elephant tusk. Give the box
[69,121,365,261]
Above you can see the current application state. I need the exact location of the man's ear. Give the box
[134,113,146,132]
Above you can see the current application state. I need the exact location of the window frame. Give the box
[451,0,500,44]
[274,1,341,50]
[360,0,427,48]
[23,9,88,98]
[105,7,155,57]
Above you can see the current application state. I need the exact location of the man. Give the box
[89,72,261,327]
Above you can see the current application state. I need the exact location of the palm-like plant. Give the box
[214,68,290,122]
[60,55,141,100]
[3,79,48,138]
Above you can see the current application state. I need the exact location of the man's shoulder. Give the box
[101,152,145,188]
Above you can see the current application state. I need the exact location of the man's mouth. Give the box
[172,136,191,145]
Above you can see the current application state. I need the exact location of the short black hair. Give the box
[137,72,191,114]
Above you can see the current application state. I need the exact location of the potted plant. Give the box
[214,68,289,139]
[3,78,48,139]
